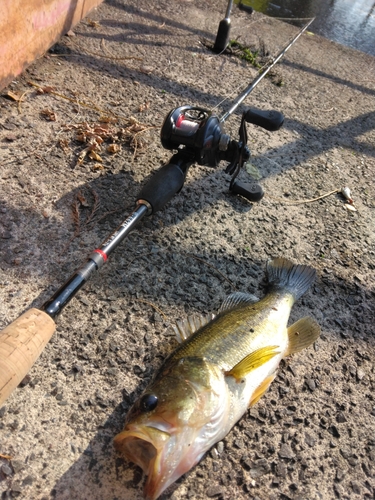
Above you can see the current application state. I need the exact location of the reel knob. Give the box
[230,180,264,202]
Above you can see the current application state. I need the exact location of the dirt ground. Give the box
[1,0,375,499]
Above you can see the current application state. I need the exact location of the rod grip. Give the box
[137,162,186,214]
[0,308,56,406]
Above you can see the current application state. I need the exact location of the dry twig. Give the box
[134,298,169,322]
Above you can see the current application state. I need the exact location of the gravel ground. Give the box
[0,1,375,499]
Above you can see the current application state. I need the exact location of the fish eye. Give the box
[139,394,158,412]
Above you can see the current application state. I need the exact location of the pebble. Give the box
[304,432,316,447]
[278,443,295,459]
[217,441,224,454]
[1,464,13,476]
[206,485,224,497]
[336,468,346,482]
[249,458,271,478]
[357,368,366,380]
[306,378,316,391]
[10,482,22,496]
[275,461,287,477]
[11,461,24,474]
[22,475,34,486]
[336,411,347,423]
[340,447,352,459]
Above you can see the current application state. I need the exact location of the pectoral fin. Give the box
[249,373,276,406]
[225,346,280,381]
[286,316,320,356]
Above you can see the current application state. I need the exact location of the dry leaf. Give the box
[89,150,103,161]
[59,138,70,154]
[2,91,22,101]
[344,203,357,212]
[77,192,89,207]
[87,19,100,28]
[107,143,121,154]
[36,86,56,94]
[139,101,150,112]
[91,163,105,171]
[40,108,56,121]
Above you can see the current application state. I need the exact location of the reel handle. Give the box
[231,180,264,202]
[244,107,284,131]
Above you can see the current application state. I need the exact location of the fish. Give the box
[114,258,320,500]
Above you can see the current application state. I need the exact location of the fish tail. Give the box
[266,258,316,300]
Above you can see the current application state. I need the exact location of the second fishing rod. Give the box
[0,18,314,406]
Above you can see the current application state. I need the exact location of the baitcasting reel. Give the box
[160,104,284,202]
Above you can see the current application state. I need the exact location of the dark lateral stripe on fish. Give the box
[266,258,316,301]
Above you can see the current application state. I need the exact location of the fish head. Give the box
[114,357,227,500]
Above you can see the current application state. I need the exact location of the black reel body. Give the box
[160,104,284,203]
[161,106,224,167]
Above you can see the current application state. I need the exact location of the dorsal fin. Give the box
[286,316,320,356]
[218,292,259,314]
[172,313,215,343]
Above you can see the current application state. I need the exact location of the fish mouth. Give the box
[114,424,174,500]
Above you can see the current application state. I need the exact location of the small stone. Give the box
[217,441,224,454]
[10,481,22,496]
[249,458,271,478]
[306,378,316,391]
[328,425,341,438]
[279,443,295,459]
[348,456,358,467]
[22,475,33,486]
[1,463,13,476]
[351,482,361,495]
[11,461,24,474]
[275,461,287,477]
[357,368,365,381]
[18,375,31,387]
[234,438,244,449]
[206,485,224,497]
[336,411,347,423]
[334,483,344,497]
[336,468,346,482]
[340,447,352,459]
[305,432,316,447]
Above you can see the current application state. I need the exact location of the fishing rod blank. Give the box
[220,18,315,122]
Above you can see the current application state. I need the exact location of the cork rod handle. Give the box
[0,308,56,406]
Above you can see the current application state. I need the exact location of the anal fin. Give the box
[286,316,320,356]
[249,373,276,407]
[225,346,280,381]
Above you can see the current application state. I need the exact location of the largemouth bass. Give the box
[114,258,320,499]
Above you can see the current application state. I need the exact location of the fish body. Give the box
[114,258,320,499]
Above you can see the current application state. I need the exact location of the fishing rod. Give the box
[0,19,314,406]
